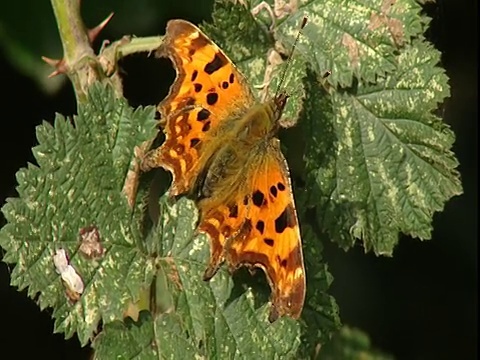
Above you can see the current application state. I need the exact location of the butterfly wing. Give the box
[199,138,306,321]
[142,20,256,196]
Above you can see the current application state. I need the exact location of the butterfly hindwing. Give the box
[198,139,305,320]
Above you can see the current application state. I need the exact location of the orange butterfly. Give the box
[141,19,305,321]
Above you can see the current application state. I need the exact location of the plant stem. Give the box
[116,36,163,58]
[50,0,164,104]
[50,0,102,103]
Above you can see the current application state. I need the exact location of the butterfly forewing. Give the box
[142,20,255,195]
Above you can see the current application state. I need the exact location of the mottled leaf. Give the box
[0,84,158,345]
[304,41,462,254]
[94,196,304,358]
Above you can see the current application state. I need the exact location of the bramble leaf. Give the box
[0,84,158,345]
[94,196,304,358]
[303,41,462,254]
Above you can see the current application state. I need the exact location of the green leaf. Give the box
[304,41,462,254]
[213,0,430,90]
[0,84,158,345]
[94,196,303,358]
[93,312,198,359]
[299,223,341,357]
[276,0,429,87]
[318,326,394,360]
[202,0,308,124]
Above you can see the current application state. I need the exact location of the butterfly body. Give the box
[142,19,306,321]
[196,96,285,198]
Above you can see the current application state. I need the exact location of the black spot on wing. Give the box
[190,138,200,148]
[202,121,211,132]
[197,109,210,121]
[274,204,296,234]
[228,204,238,218]
[270,185,278,198]
[206,92,218,106]
[229,73,235,83]
[204,53,227,74]
[252,190,266,207]
[256,220,265,234]
[264,238,274,246]
[277,182,286,191]
[221,81,229,89]
[191,70,198,82]
[194,83,202,92]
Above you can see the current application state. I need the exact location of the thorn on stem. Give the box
[41,56,67,78]
[41,12,114,78]
[88,12,114,44]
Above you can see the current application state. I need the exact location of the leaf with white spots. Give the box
[93,312,198,359]
[202,0,308,125]
[206,0,431,108]
[303,41,462,254]
[0,84,158,345]
[274,0,430,87]
[93,195,303,358]
[297,223,341,356]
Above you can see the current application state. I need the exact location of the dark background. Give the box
[0,1,476,359]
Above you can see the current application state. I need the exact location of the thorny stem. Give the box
[49,0,164,208]
[50,0,104,103]
[50,0,163,104]
[51,0,91,66]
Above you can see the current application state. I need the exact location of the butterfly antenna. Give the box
[274,16,308,97]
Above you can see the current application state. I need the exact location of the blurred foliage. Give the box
[0,0,213,93]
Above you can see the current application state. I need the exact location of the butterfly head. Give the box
[272,92,289,121]
[255,92,289,137]
[267,17,307,131]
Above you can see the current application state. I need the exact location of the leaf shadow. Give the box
[224,267,270,311]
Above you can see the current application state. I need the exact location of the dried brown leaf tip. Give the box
[42,12,114,78]
[79,225,105,259]
[368,0,405,47]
